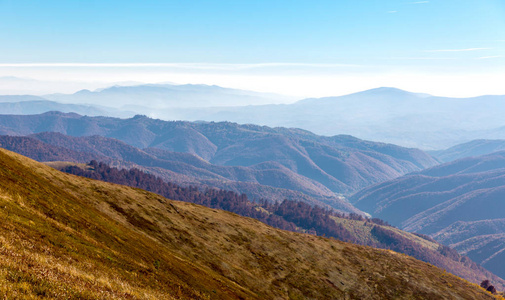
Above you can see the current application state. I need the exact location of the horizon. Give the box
[1,74,505,100]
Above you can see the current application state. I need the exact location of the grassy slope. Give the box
[0,148,500,299]
[45,159,505,289]
[333,217,439,250]
[331,217,505,289]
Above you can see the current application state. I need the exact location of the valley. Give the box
[352,149,505,279]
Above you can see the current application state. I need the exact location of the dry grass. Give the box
[43,161,88,170]
[0,148,501,299]
[331,216,439,250]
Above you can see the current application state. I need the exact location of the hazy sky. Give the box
[0,0,504,97]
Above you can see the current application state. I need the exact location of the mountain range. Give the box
[350,150,505,279]
[44,83,296,108]
[0,99,130,117]
[430,139,505,162]
[178,87,505,150]
[0,147,501,299]
[0,112,437,206]
[5,85,505,149]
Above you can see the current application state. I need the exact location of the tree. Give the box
[480,280,491,289]
[486,285,497,294]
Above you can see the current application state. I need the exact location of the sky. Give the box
[0,0,504,97]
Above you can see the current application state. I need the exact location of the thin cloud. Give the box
[477,55,504,60]
[410,1,429,3]
[387,57,458,60]
[387,11,398,13]
[425,48,491,52]
[0,62,366,69]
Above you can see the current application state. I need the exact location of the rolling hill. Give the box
[0,112,438,197]
[430,139,505,162]
[351,151,505,279]
[0,147,501,299]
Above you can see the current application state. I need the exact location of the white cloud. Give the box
[387,57,458,60]
[387,10,398,13]
[424,48,491,52]
[477,55,505,59]
[1,63,505,98]
[0,62,364,70]
[410,1,429,4]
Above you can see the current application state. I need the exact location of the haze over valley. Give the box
[4,82,505,149]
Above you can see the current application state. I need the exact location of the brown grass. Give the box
[0,148,501,299]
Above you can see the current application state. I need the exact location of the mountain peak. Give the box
[357,87,416,96]
[40,111,81,117]
[74,89,92,95]
[357,87,432,98]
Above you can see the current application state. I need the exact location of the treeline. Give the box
[267,200,355,242]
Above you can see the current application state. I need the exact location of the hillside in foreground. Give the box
[49,159,505,290]
[0,147,499,299]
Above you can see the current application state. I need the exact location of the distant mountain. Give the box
[0,100,131,117]
[141,87,505,149]
[0,112,438,197]
[351,151,505,278]
[431,139,505,162]
[0,95,47,102]
[0,148,497,299]
[7,86,505,149]
[45,83,296,108]
[0,93,135,117]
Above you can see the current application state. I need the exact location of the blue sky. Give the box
[0,0,504,97]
